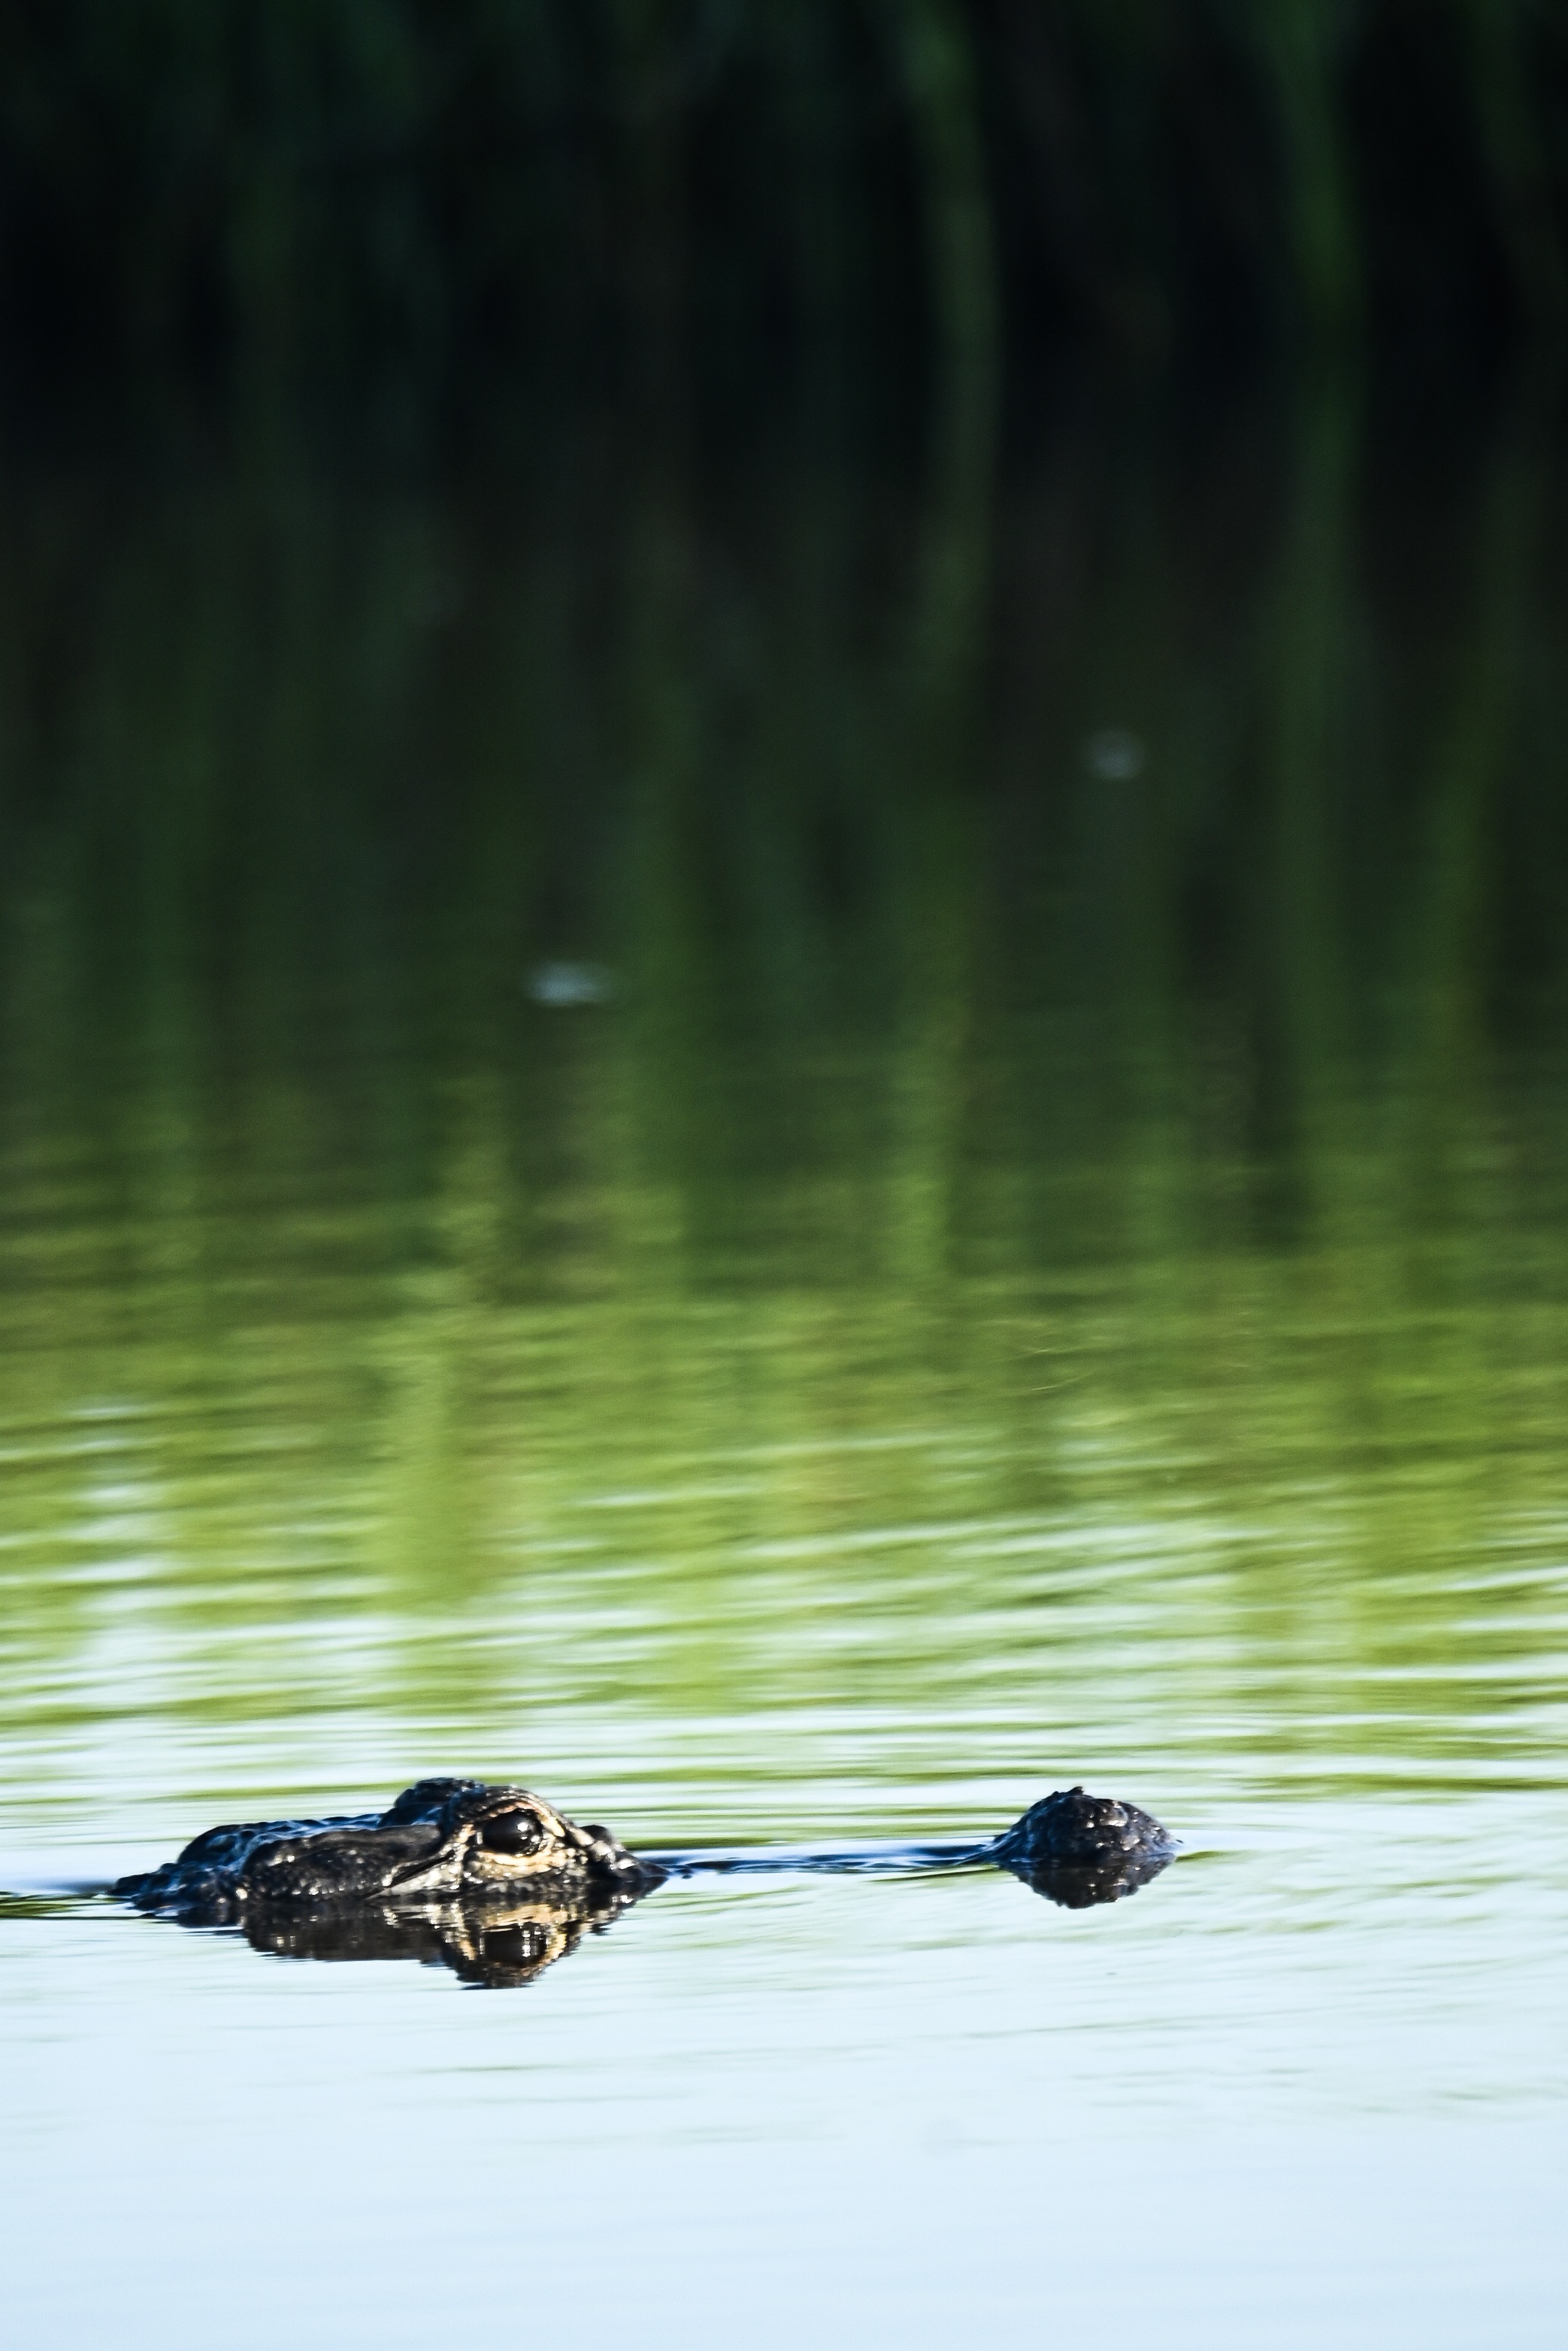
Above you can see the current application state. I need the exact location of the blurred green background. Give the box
[2,1,1568,1799]
[3,387,1567,1779]
[4,0,1568,434]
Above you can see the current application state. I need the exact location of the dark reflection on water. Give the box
[121,1843,1178,1990]
[210,1840,1176,1989]
[0,398,1566,2343]
[229,1891,639,1989]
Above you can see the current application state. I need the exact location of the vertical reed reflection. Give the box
[0,401,1566,1749]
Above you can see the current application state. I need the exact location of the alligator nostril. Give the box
[478,1809,548,1857]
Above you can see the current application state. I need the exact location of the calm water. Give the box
[2,420,1567,2344]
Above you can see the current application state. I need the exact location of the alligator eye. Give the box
[479,1809,548,1857]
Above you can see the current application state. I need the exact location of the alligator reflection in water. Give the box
[240,1888,649,1989]
[110,1780,1177,1989]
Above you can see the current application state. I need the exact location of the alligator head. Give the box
[114,1777,664,1926]
[234,1781,663,1912]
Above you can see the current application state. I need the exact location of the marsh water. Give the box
[2,406,1566,2344]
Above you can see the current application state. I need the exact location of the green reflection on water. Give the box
[1,401,1566,1818]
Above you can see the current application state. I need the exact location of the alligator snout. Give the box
[987,1785,1176,1905]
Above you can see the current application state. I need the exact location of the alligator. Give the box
[113,1779,1176,1987]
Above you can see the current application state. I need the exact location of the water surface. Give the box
[2,422,1566,2345]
